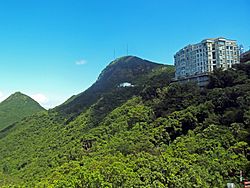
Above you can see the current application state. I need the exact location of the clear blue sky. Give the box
[0,0,249,108]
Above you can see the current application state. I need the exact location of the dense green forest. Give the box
[0,92,45,131]
[0,56,250,187]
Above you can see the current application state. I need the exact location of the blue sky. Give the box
[0,0,249,108]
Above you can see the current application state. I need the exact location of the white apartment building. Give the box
[174,37,240,79]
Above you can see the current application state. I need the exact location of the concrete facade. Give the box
[174,37,240,80]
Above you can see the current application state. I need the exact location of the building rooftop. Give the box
[202,37,236,43]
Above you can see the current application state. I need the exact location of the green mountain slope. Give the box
[0,92,45,131]
[1,58,250,187]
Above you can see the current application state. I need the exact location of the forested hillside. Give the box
[0,58,250,187]
[0,92,45,131]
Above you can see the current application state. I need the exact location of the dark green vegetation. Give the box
[1,56,250,187]
[0,92,45,131]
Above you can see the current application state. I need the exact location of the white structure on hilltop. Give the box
[118,82,134,87]
[174,37,240,80]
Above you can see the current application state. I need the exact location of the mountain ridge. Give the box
[54,56,174,118]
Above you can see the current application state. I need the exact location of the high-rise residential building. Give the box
[174,37,240,80]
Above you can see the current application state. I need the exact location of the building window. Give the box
[212,52,216,59]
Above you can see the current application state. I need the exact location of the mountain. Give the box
[55,56,174,119]
[0,92,45,131]
[1,57,250,187]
